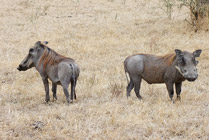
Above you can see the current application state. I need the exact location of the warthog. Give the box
[17,41,80,103]
[124,49,202,101]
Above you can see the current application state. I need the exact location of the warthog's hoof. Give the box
[53,97,57,102]
[126,92,131,98]
[137,96,143,100]
[67,99,73,104]
[45,98,50,103]
[177,96,181,102]
[170,98,175,103]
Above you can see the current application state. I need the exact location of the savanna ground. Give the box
[0,0,209,139]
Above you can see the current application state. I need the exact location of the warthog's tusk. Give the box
[175,66,184,76]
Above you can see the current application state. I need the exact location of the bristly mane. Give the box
[125,53,176,65]
[159,53,176,65]
[38,44,69,70]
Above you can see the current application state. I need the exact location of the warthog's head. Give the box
[17,41,48,71]
[175,49,202,82]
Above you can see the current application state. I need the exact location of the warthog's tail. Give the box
[124,59,132,98]
[124,59,130,84]
[69,64,75,79]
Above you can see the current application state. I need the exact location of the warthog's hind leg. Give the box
[71,78,77,100]
[60,80,71,104]
[132,76,143,100]
[126,78,134,98]
[73,81,77,100]
[62,85,71,104]
[52,83,57,101]
[70,79,75,101]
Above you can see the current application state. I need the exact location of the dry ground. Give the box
[0,0,209,139]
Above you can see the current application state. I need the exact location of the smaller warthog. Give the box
[124,49,202,101]
[17,41,80,104]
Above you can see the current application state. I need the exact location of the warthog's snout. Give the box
[17,64,26,71]
[187,78,196,81]
[185,75,198,82]
[184,73,198,82]
[17,65,22,71]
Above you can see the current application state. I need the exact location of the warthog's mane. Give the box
[126,53,176,66]
[158,53,176,65]
[38,44,71,70]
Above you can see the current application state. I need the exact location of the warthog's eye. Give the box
[23,60,27,64]
[194,60,199,65]
[178,57,186,66]
[29,48,34,53]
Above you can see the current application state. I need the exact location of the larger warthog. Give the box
[17,41,80,104]
[124,49,202,101]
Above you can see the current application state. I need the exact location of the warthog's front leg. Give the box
[52,83,57,101]
[42,77,50,102]
[166,82,174,102]
[175,82,182,101]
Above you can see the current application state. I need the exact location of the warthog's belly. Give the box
[142,62,167,84]
[142,73,165,84]
[143,78,165,84]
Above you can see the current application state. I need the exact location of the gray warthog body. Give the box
[124,49,202,101]
[17,41,80,103]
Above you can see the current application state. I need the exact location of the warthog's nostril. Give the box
[17,65,22,71]
[186,74,198,82]
[187,78,196,81]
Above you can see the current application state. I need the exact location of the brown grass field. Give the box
[0,0,209,139]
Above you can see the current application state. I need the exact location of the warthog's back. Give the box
[58,59,80,77]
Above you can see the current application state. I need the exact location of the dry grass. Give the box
[0,0,209,139]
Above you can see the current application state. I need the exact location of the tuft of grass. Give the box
[109,82,124,97]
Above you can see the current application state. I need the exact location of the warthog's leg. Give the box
[52,83,57,100]
[175,82,182,101]
[166,82,174,102]
[71,78,77,100]
[126,78,134,98]
[61,82,71,104]
[42,77,50,102]
[132,76,142,100]
[74,79,77,100]
[63,87,70,103]
[70,80,74,101]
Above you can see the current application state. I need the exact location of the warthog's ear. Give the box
[175,49,184,58]
[175,49,185,65]
[35,41,41,45]
[35,41,45,48]
[42,41,48,45]
[175,49,182,56]
[193,49,202,57]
